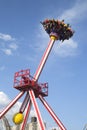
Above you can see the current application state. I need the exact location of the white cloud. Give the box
[36,0,85,58]
[54,0,87,57]
[0,91,22,124]
[35,25,50,51]
[53,0,87,57]
[0,91,21,110]
[0,33,19,56]
[59,0,87,23]
[0,33,14,41]
[54,39,78,57]
[1,43,18,56]
[37,25,78,57]
[0,92,10,107]
[6,102,22,118]
[0,91,36,125]
[2,48,12,55]
[9,43,18,50]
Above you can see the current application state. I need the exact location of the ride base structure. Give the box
[0,19,74,130]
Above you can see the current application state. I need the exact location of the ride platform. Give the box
[14,69,48,97]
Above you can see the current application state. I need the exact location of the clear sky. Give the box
[0,0,87,130]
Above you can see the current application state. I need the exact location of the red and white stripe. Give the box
[29,89,45,130]
[0,91,24,119]
[34,38,55,81]
[39,95,66,130]
[21,99,32,130]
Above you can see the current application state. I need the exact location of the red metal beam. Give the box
[0,91,25,119]
[39,95,66,130]
[19,92,30,113]
[29,89,45,130]
[34,38,55,81]
[21,98,32,130]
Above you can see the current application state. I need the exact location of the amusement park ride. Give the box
[0,19,74,130]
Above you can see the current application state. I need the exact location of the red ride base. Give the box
[0,35,67,130]
[14,69,48,98]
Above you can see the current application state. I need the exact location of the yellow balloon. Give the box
[13,113,24,125]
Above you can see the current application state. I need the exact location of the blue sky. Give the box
[0,0,87,129]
